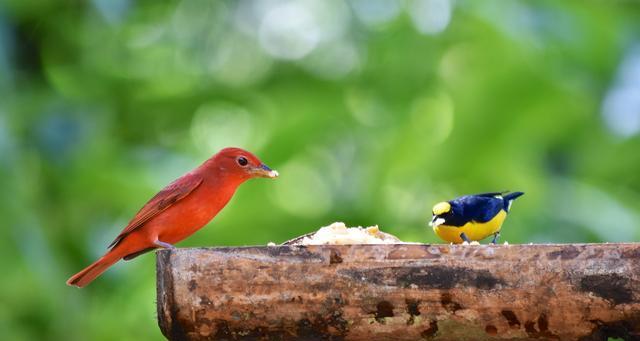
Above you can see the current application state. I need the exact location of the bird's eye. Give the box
[237,156,248,167]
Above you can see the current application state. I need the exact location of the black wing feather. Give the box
[473,191,509,198]
[447,195,504,225]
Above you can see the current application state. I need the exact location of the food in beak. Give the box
[256,164,279,178]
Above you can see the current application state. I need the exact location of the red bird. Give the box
[67,147,278,287]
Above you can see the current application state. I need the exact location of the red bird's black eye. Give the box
[237,156,248,166]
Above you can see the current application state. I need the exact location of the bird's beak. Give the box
[429,215,445,227]
[428,215,437,227]
[252,164,279,178]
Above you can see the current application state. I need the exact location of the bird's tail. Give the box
[503,191,524,211]
[66,247,125,288]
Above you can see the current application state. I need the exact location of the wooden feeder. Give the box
[157,243,640,340]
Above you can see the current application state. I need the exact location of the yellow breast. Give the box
[433,210,507,243]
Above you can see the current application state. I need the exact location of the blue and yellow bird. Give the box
[429,191,524,244]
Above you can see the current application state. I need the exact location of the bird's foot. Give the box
[459,232,471,243]
[154,240,177,249]
[491,232,500,244]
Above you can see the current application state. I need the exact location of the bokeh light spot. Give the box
[190,102,265,154]
[208,32,273,87]
[408,0,452,35]
[259,2,321,60]
[172,0,228,42]
[349,0,402,28]
[91,0,131,25]
[602,46,640,138]
[302,40,360,80]
[258,0,350,61]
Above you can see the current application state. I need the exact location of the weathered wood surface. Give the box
[157,244,640,341]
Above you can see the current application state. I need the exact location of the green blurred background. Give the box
[1,0,639,339]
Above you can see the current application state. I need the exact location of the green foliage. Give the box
[0,0,639,339]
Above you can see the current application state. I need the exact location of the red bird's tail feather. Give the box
[66,248,123,288]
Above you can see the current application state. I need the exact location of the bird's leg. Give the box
[491,232,500,244]
[459,232,471,243]
[154,240,176,249]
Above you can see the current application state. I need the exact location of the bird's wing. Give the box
[473,191,509,198]
[454,195,504,224]
[107,174,204,249]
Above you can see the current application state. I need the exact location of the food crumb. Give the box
[288,222,408,245]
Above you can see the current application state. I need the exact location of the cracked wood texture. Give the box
[156,244,640,341]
